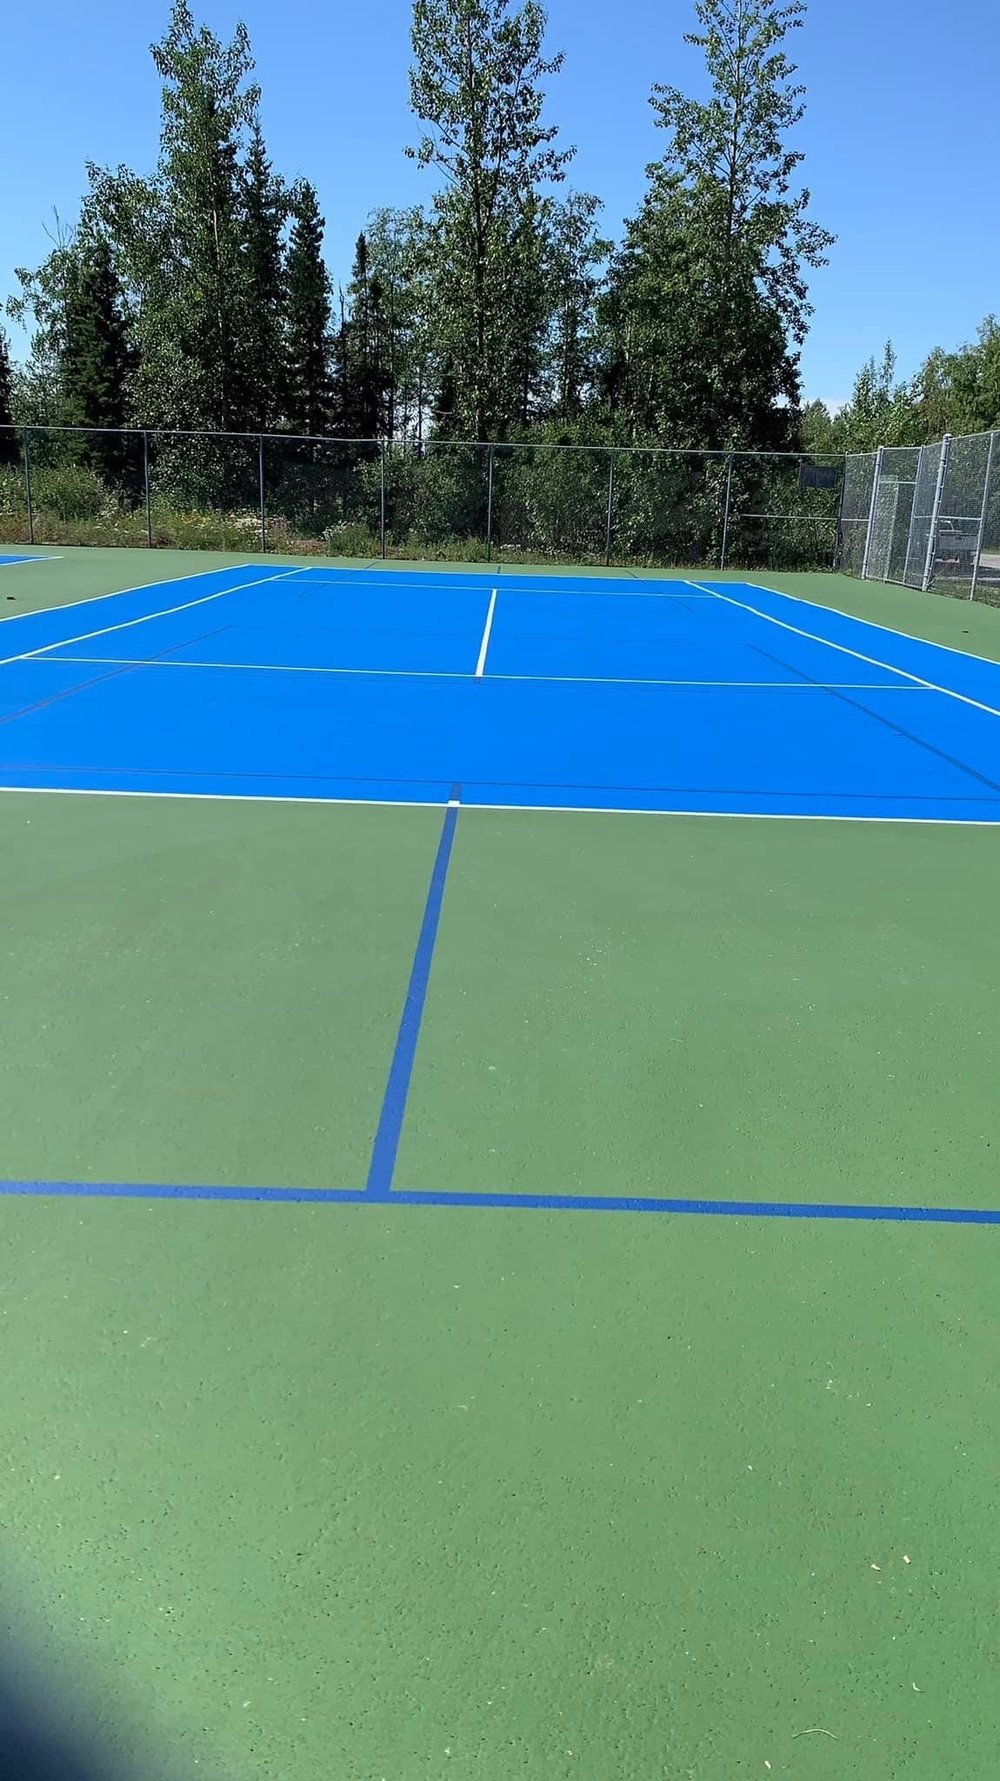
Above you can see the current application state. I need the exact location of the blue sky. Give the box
[3,0,999,409]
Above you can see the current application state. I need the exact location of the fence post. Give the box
[604,454,615,566]
[486,445,495,561]
[860,444,885,580]
[719,453,734,569]
[831,455,849,571]
[970,430,996,603]
[143,431,153,548]
[21,428,34,546]
[921,433,951,592]
[379,442,387,559]
[257,435,266,555]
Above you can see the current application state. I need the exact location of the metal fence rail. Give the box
[0,424,846,573]
[841,427,1000,603]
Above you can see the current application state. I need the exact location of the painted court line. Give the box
[689,579,1000,721]
[475,588,498,677]
[0,554,61,569]
[0,566,309,667]
[2,783,1000,826]
[1,1175,999,1224]
[0,625,230,731]
[22,653,935,694]
[297,570,715,600]
[364,792,461,1199]
[0,558,260,627]
[752,576,1000,676]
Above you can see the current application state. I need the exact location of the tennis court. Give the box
[3,546,1000,1777]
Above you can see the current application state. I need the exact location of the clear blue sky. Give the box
[4,0,999,409]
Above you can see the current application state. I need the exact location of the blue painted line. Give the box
[364,789,461,1198]
[389,1189,1000,1224]
[0,1179,368,1204]
[1,1176,999,1225]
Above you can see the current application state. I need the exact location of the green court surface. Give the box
[3,547,1000,1779]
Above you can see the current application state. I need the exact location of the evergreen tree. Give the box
[431,355,459,437]
[284,182,332,435]
[0,327,16,465]
[340,232,388,439]
[61,236,132,479]
[240,125,289,429]
[407,0,572,440]
[503,197,550,430]
[149,0,258,430]
[83,0,261,432]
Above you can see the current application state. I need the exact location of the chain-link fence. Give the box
[0,423,848,572]
[8,419,1000,602]
[839,429,1000,603]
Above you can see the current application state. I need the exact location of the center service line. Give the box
[364,787,462,1200]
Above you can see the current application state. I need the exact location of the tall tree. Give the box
[362,208,436,443]
[407,0,572,440]
[544,192,608,420]
[84,0,261,431]
[284,182,333,436]
[0,326,16,465]
[503,196,550,429]
[339,232,388,438]
[149,0,259,429]
[651,0,832,347]
[8,219,81,424]
[240,124,289,429]
[61,236,132,477]
[602,0,833,447]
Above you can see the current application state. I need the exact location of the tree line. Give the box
[2,0,988,466]
[0,0,834,460]
[803,326,1000,456]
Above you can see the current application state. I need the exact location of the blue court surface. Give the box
[2,560,1000,821]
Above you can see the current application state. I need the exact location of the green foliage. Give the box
[0,463,26,540]
[81,0,277,435]
[284,183,333,436]
[0,327,16,465]
[360,208,437,442]
[407,0,573,439]
[600,0,832,449]
[805,319,1000,459]
[384,443,489,543]
[240,126,290,428]
[651,0,833,345]
[339,232,391,439]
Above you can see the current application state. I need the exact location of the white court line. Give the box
[0,557,269,627]
[295,569,713,600]
[687,580,1000,721]
[746,576,1000,675]
[0,554,61,569]
[23,653,935,692]
[475,589,498,677]
[1,783,999,826]
[0,566,309,669]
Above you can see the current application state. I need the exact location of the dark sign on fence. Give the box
[799,464,840,490]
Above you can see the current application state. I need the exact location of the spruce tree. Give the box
[284,182,332,436]
[62,236,132,480]
[341,233,387,439]
[241,124,288,429]
[407,0,572,440]
[0,327,16,465]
